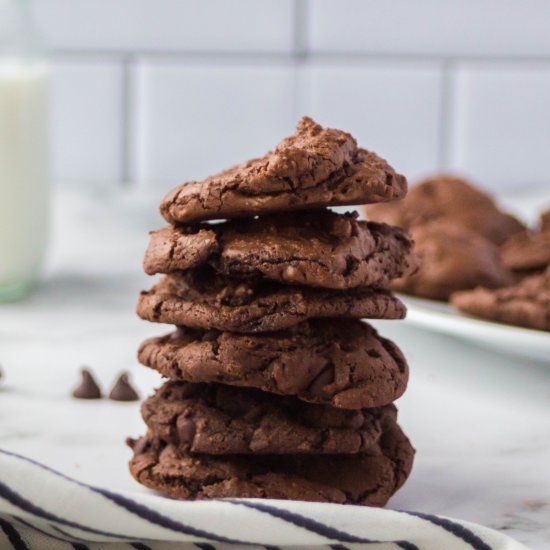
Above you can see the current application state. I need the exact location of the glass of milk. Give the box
[0,0,50,301]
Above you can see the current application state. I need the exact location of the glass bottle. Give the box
[0,0,50,301]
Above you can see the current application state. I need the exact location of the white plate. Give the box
[402,295,550,364]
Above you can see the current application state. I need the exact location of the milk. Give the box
[0,60,50,300]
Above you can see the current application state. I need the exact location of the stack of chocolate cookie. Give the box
[128,117,419,505]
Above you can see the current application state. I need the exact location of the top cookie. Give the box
[144,210,418,290]
[160,117,407,224]
[365,175,524,245]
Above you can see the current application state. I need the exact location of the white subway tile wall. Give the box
[300,62,443,181]
[51,61,123,185]
[35,0,550,192]
[133,61,298,190]
[308,0,550,57]
[448,63,550,189]
[34,0,294,52]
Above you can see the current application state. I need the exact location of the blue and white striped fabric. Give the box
[0,448,528,550]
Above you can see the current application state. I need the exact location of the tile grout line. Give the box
[51,48,550,64]
[292,0,309,119]
[119,56,134,187]
[293,0,309,58]
[52,49,295,64]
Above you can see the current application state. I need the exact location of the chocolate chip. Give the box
[126,435,150,454]
[176,415,196,446]
[307,366,335,397]
[108,372,140,402]
[72,368,102,399]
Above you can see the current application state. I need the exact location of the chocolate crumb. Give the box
[72,368,102,399]
[109,372,140,402]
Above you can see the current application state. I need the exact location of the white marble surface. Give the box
[0,189,549,549]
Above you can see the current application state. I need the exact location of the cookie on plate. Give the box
[365,175,524,245]
[160,117,407,224]
[142,380,396,455]
[137,267,406,333]
[391,221,514,301]
[500,231,550,273]
[451,266,550,331]
[127,418,414,505]
[138,319,409,410]
[144,210,418,290]
[500,210,550,273]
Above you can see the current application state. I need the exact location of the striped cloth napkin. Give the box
[0,448,528,550]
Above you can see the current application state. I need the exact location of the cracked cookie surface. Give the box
[160,117,407,224]
[142,380,396,455]
[144,210,418,290]
[127,417,414,505]
[137,267,406,333]
[137,319,409,409]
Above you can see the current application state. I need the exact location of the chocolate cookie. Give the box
[391,221,514,301]
[142,380,396,455]
[137,319,408,409]
[160,117,407,224]
[144,210,418,290]
[365,175,524,245]
[451,266,550,331]
[137,267,406,333]
[500,229,550,273]
[127,419,414,505]
[540,209,550,232]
